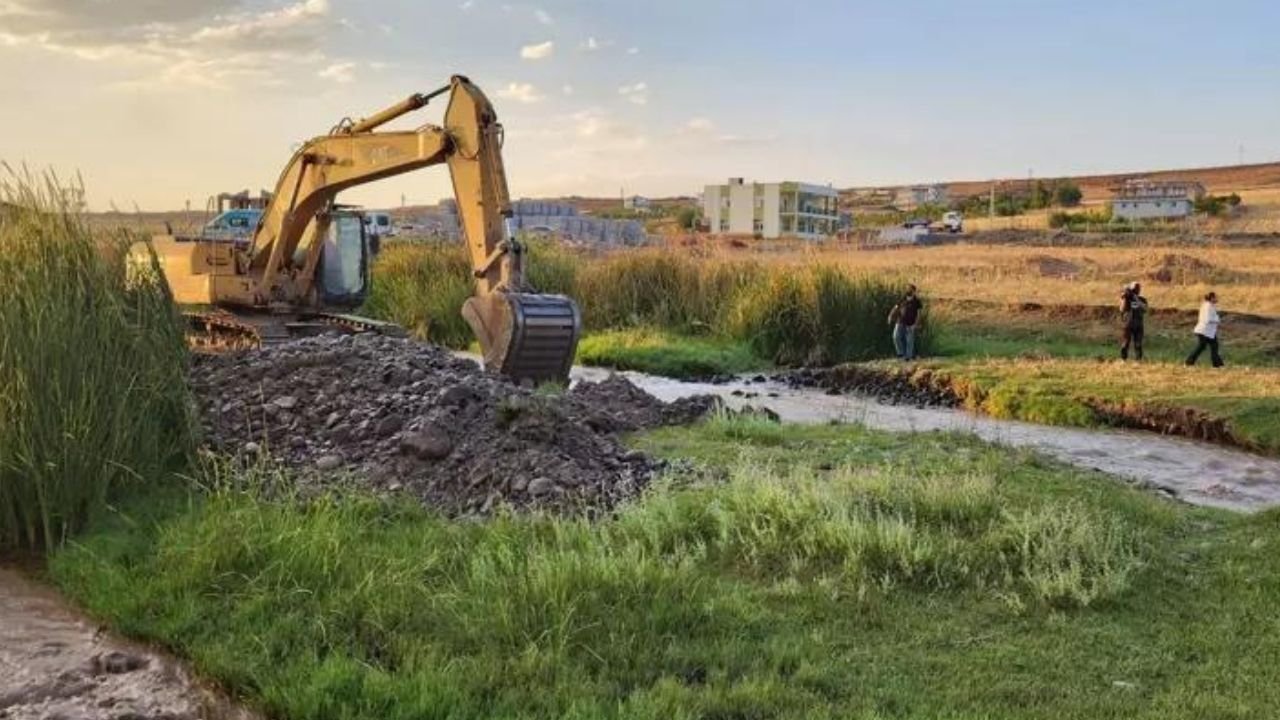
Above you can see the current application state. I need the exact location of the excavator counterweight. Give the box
[134,75,581,384]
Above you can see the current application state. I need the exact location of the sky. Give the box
[2,0,1279,211]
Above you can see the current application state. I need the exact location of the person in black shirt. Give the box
[889,284,924,360]
[1119,281,1148,360]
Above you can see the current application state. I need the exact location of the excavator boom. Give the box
[140,75,580,384]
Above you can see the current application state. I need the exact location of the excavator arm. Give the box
[242,75,580,382]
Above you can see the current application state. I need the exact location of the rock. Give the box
[315,454,343,471]
[527,477,556,496]
[273,395,298,410]
[376,414,405,435]
[243,441,261,454]
[92,651,146,675]
[399,427,454,460]
[438,384,479,407]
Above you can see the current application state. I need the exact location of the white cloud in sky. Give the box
[562,84,574,95]
[317,60,356,83]
[683,117,715,133]
[520,40,554,60]
[497,82,544,103]
[626,47,639,55]
[618,81,648,105]
[534,8,553,25]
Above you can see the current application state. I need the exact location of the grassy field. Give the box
[48,418,1280,719]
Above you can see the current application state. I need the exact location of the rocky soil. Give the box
[190,334,729,516]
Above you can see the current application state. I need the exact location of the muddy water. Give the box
[571,366,1280,513]
[0,567,258,720]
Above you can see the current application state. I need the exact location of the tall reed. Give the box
[365,241,929,365]
[0,171,193,550]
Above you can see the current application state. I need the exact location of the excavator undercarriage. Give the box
[134,75,580,383]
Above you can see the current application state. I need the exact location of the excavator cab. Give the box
[316,210,371,308]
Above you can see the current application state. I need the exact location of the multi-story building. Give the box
[1110,179,1205,220]
[702,178,839,240]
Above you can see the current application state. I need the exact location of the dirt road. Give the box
[0,566,257,720]
[572,366,1280,513]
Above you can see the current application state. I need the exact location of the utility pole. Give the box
[989,181,996,218]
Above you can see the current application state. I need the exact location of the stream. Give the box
[0,566,258,720]
[571,365,1280,513]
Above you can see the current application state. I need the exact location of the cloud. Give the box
[582,36,602,51]
[562,84,574,95]
[534,8,552,25]
[190,0,331,50]
[618,81,648,105]
[519,40,554,60]
[0,0,345,88]
[683,117,715,133]
[566,110,649,152]
[317,60,356,83]
[497,82,543,103]
[460,0,475,9]
[626,47,639,55]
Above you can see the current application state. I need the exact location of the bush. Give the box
[0,172,194,550]
[361,242,474,346]
[1054,183,1083,207]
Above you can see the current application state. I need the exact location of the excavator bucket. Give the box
[463,291,581,384]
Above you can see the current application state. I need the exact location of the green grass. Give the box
[577,328,764,378]
[51,418,1280,719]
[0,171,193,550]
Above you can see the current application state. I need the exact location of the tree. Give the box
[675,206,700,230]
[1054,182,1083,207]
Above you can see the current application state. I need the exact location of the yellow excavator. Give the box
[137,75,580,383]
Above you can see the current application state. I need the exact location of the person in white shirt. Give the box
[1185,291,1224,367]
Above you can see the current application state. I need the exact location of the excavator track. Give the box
[184,310,403,354]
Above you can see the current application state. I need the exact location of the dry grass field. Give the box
[664,239,1280,316]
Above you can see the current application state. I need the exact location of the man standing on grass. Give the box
[889,284,924,361]
[1119,281,1148,361]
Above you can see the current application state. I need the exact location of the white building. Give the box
[895,184,948,212]
[623,195,651,212]
[702,178,840,240]
[1111,180,1205,220]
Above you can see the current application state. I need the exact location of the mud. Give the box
[574,365,1280,513]
[0,566,258,720]
[1145,252,1224,284]
[190,334,727,516]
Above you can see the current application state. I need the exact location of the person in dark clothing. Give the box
[1119,281,1148,360]
[1185,291,1224,367]
[889,284,924,360]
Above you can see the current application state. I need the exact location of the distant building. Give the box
[416,198,645,245]
[702,178,839,240]
[623,195,651,212]
[895,184,948,212]
[217,190,273,212]
[1110,179,1205,220]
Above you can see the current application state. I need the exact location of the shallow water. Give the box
[0,566,258,720]
[571,365,1280,513]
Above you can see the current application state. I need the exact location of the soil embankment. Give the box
[775,364,1256,451]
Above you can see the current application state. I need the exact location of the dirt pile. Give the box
[1025,254,1082,278]
[190,335,725,516]
[1145,253,1221,284]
